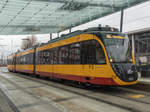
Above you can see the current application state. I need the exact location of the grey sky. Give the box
[0,1,150,56]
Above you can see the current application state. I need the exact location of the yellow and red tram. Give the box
[7,26,138,86]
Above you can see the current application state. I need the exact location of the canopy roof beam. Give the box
[28,0,120,9]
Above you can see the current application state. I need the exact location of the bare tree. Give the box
[21,35,38,50]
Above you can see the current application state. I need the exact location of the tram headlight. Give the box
[110,58,114,63]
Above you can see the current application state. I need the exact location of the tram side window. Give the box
[27,53,33,64]
[42,51,46,64]
[9,59,10,65]
[22,56,25,64]
[95,41,106,64]
[23,55,26,64]
[81,40,106,64]
[12,59,14,64]
[26,55,28,64]
[11,59,12,64]
[20,56,22,64]
[37,51,42,64]
[30,54,33,64]
[47,51,51,64]
[10,59,12,65]
[69,43,81,64]
[49,50,53,64]
[40,51,44,64]
[16,57,18,64]
[41,51,44,64]
[21,56,23,64]
[8,59,11,65]
[19,57,21,64]
[42,50,50,64]
[12,58,14,64]
[44,50,47,64]
[18,57,21,64]
[37,51,39,64]
[25,55,27,64]
[81,40,95,64]
[21,56,24,64]
[45,50,50,64]
[18,57,20,64]
[58,45,69,64]
[40,51,43,64]
[53,48,58,64]
[7,59,9,64]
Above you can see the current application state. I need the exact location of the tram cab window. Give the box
[81,40,106,64]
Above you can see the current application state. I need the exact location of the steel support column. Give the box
[69,28,72,33]
[50,34,52,40]
[132,34,135,60]
[57,32,59,38]
[120,9,124,32]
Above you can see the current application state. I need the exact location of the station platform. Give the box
[127,77,150,93]
[139,78,150,84]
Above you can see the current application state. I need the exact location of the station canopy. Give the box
[0,0,148,35]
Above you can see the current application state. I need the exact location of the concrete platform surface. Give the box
[0,72,132,112]
[139,78,150,84]
[0,88,19,112]
[0,72,67,112]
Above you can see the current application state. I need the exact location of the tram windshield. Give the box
[102,33,132,63]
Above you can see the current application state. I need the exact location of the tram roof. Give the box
[0,0,148,35]
[12,26,120,55]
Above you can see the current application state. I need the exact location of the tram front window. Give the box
[103,33,132,63]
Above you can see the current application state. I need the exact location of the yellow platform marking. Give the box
[128,94,145,99]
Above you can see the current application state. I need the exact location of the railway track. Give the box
[3,72,150,112]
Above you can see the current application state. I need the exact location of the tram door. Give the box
[81,39,107,81]
[81,40,95,80]
[13,56,16,72]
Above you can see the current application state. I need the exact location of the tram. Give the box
[7,26,138,85]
